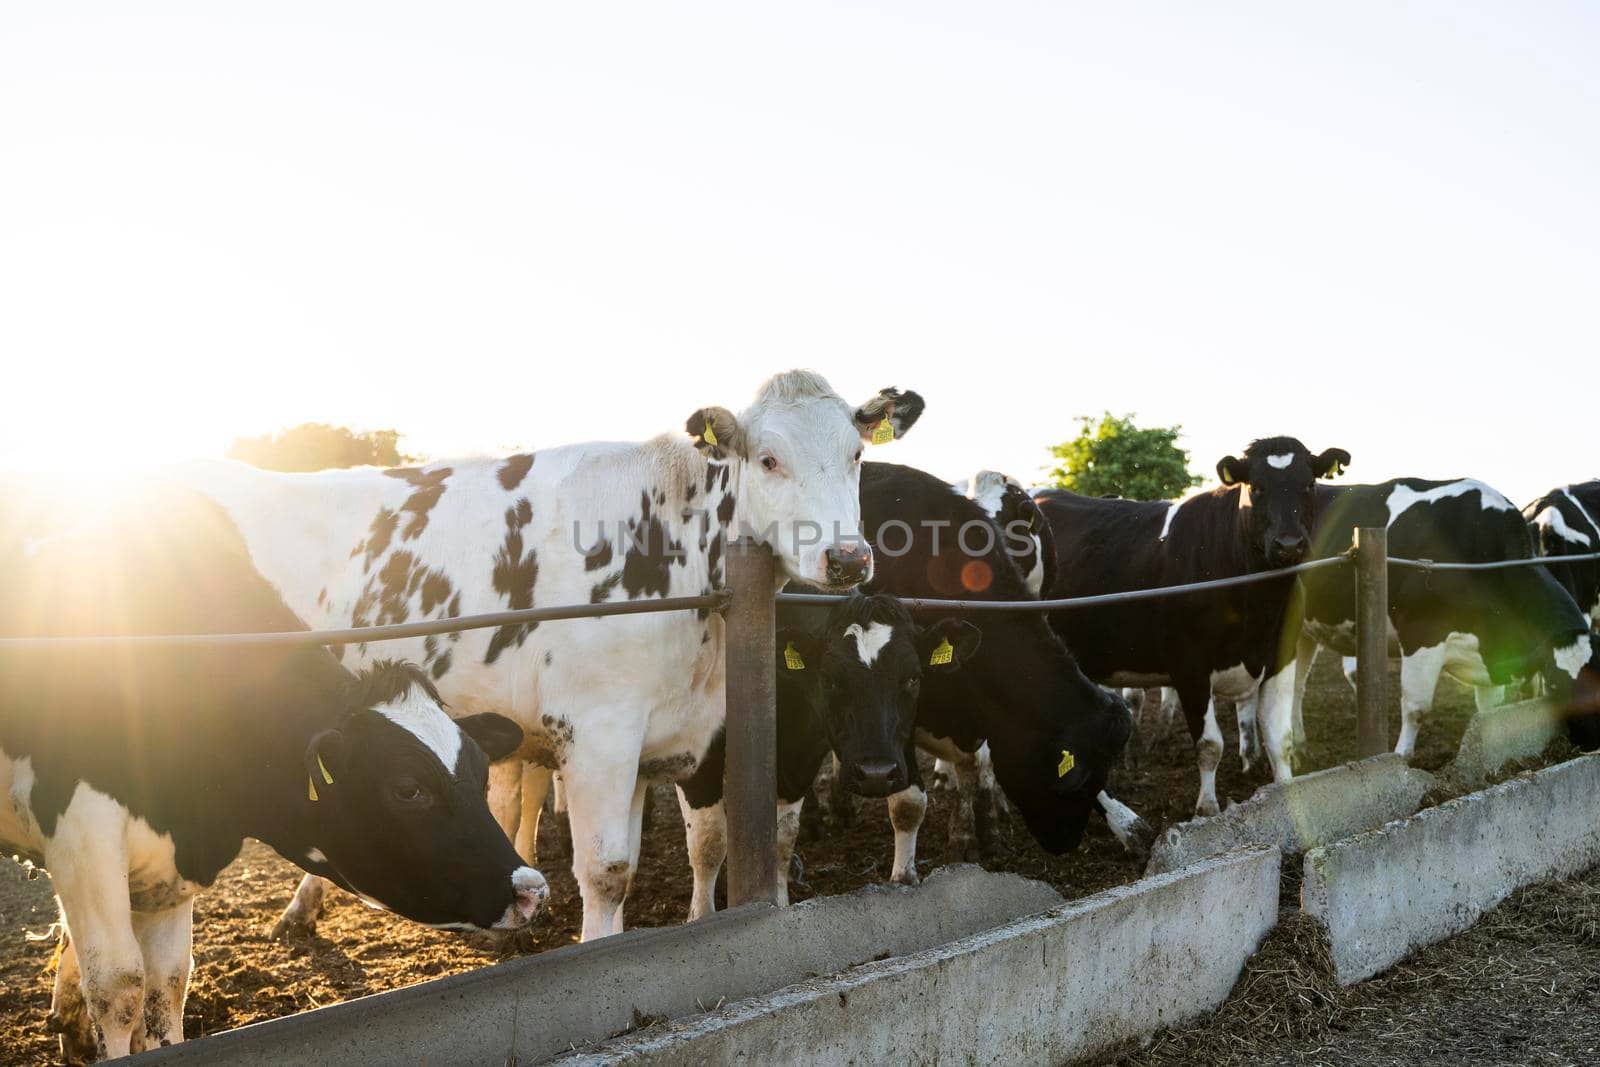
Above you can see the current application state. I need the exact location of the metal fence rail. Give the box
[6,534,1598,905]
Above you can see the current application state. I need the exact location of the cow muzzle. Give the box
[494,866,550,929]
[847,758,906,797]
[824,543,874,587]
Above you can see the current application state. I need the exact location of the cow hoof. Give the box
[269,911,319,941]
[1193,800,1221,820]
[890,868,920,887]
[946,835,979,863]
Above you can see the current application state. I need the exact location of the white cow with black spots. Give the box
[178,371,922,940]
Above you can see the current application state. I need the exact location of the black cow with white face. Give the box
[1036,436,1351,816]
[1524,480,1600,631]
[0,490,544,1062]
[1295,478,1600,756]
[675,594,979,911]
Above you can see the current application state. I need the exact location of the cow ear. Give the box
[1216,455,1250,486]
[776,629,823,680]
[686,407,743,459]
[916,618,981,673]
[854,388,924,444]
[457,713,524,763]
[1313,448,1351,480]
[304,729,347,802]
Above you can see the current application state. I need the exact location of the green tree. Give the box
[1044,412,1201,500]
[227,423,413,472]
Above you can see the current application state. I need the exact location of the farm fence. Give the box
[5,530,1600,907]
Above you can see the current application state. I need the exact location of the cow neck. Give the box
[970,611,1098,743]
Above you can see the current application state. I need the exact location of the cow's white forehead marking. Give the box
[1554,634,1592,680]
[843,621,895,666]
[1266,453,1294,470]
[374,684,462,774]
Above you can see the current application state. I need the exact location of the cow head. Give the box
[964,470,1054,596]
[689,372,922,590]
[779,595,978,797]
[1217,438,1350,568]
[300,662,548,931]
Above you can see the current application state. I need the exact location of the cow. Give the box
[0,489,543,1063]
[1035,437,1352,817]
[670,593,981,912]
[1293,478,1600,756]
[177,371,922,941]
[1523,480,1600,630]
[671,460,1138,913]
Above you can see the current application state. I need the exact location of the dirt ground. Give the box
[0,650,1564,1065]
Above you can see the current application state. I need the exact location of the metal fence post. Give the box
[1354,526,1389,757]
[724,537,779,907]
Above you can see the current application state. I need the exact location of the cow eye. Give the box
[760,455,779,473]
[392,781,429,805]
[902,676,920,694]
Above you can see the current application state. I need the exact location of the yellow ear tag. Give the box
[702,423,718,447]
[1057,749,1076,777]
[871,418,894,445]
[928,637,954,666]
[308,777,319,802]
[318,755,334,785]
[783,641,805,670]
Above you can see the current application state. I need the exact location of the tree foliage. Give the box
[1044,412,1201,500]
[227,423,412,472]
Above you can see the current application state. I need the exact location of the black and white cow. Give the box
[672,462,1137,908]
[0,489,542,1062]
[1524,480,1600,631]
[673,593,980,912]
[178,371,921,941]
[1035,437,1352,816]
[1294,478,1600,755]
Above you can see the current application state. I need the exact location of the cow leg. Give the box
[132,899,193,1051]
[517,764,553,866]
[1291,634,1317,750]
[888,784,928,885]
[552,772,574,861]
[1097,791,1155,860]
[612,778,650,930]
[271,875,329,939]
[48,930,96,1066]
[563,749,645,941]
[974,741,1008,830]
[1258,664,1298,782]
[47,837,144,1059]
[1234,694,1261,774]
[774,798,804,906]
[487,758,523,843]
[1341,656,1358,691]
[818,753,857,830]
[945,748,981,862]
[930,758,957,792]
[1397,645,1448,758]
[676,790,725,921]
[1177,681,1224,817]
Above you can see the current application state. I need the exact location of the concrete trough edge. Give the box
[1303,752,1600,985]
[129,865,1062,1066]
[1145,753,1433,876]
[556,847,1281,1067]
[1449,696,1561,787]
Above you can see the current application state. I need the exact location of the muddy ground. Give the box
[0,651,1559,1065]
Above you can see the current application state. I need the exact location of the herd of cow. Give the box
[4,369,1599,1062]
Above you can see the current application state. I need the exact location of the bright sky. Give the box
[3,3,1596,501]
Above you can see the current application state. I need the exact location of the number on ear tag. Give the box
[784,641,806,670]
[1058,750,1076,777]
[928,637,954,666]
[871,418,894,445]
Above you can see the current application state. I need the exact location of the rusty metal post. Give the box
[724,537,779,907]
[1355,526,1390,757]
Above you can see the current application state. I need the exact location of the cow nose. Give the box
[1273,536,1309,563]
[825,543,873,585]
[507,866,549,927]
[853,759,903,797]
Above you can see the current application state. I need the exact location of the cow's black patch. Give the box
[716,493,736,528]
[485,497,538,664]
[590,572,623,604]
[544,650,553,667]
[384,466,454,541]
[621,490,684,600]
[497,453,534,491]
[431,650,452,680]
[583,535,614,572]
[361,508,399,572]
